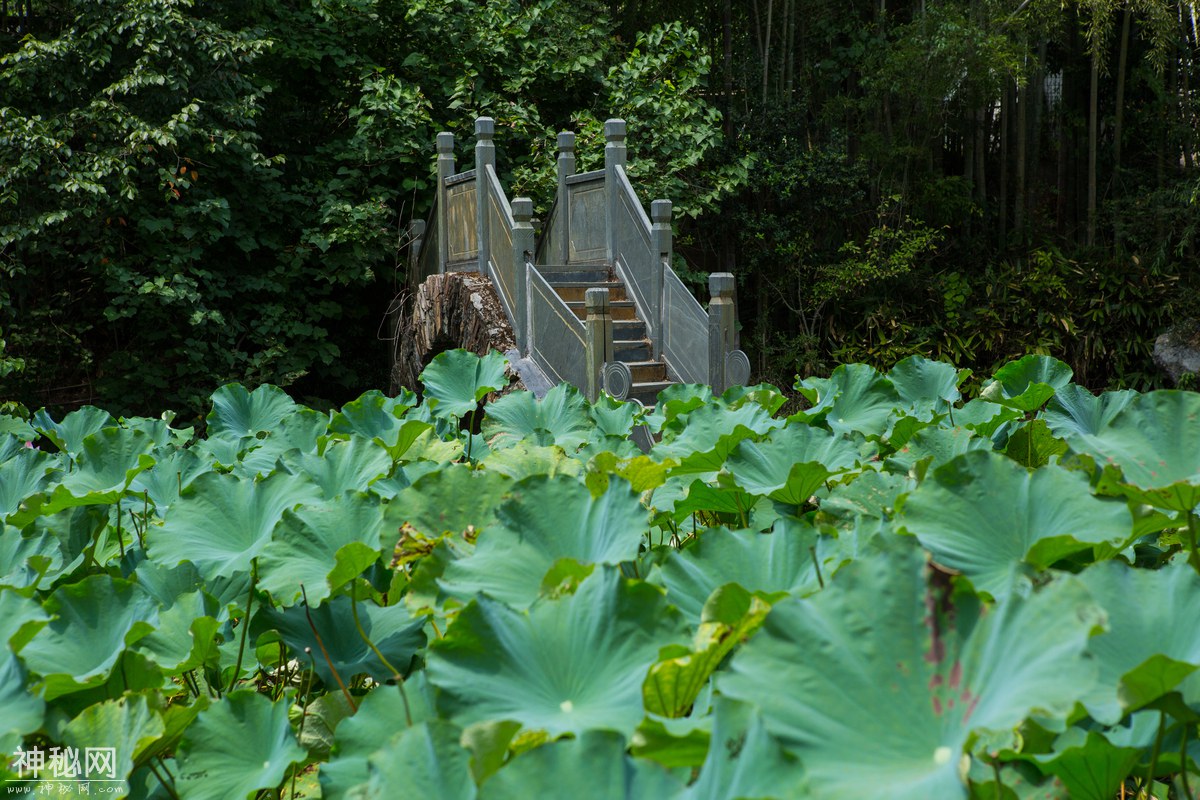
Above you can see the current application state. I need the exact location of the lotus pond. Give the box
[3,350,1200,799]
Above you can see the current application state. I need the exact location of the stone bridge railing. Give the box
[405,117,749,402]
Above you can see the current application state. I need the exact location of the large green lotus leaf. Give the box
[1003,419,1068,469]
[817,470,916,528]
[589,392,640,437]
[20,575,159,700]
[655,523,824,624]
[0,447,61,521]
[328,388,417,444]
[384,464,513,539]
[0,647,44,758]
[644,584,772,718]
[718,547,1101,800]
[956,398,1022,440]
[188,433,246,471]
[206,383,300,439]
[1023,726,1142,800]
[258,492,385,607]
[898,451,1133,598]
[420,349,509,419]
[669,477,757,523]
[479,441,582,481]
[280,437,392,499]
[128,447,207,516]
[147,470,320,581]
[1042,384,1136,439]
[888,356,965,418]
[0,435,26,466]
[884,425,990,475]
[586,453,670,498]
[175,689,306,800]
[654,403,780,474]
[1076,559,1200,723]
[129,556,220,614]
[980,355,1074,412]
[319,673,438,800]
[805,363,902,439]
[720,383,789,415]
[396,426,463,464]
[439,476,648,608]
[0,588,47,650]
[363,720,475,800]
[61,694,165,791]
[0,414,37,444]
[479,730,686,800]
[631,715,712,769]
[120,413,191,449]
[132,590,222,674]
[34,428,156,516]
[428,567,687,737]
[0,525,64,591]
[234,407,329,478]
[1067,391,1200,511]
[32,406,116,456]
[29,505,105,575]
[725,423,863,505]
[642,384,713,433]
[483,381,594,451]
[966,760,1069,799]
[683,697,805,800]
[257,595,426,686]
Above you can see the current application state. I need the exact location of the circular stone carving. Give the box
[725,349,751,387]
[603,361,633,400]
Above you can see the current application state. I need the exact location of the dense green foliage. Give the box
[5,349,1200,797]
[0,0,734,417]
[676,0,1200,388]
[2,0,1198,415]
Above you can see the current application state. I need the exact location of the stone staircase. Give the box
[541,263,672,405]
[406,117,749,411]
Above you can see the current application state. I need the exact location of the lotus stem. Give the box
[810,545,825,589]
[231,561,257,689]
[1182,721,1193,800]
[1186,512,1200,574]
[1146,710,1166,798]
[300,584,357,712]
[115,499,125,559]
[350,581,412,727]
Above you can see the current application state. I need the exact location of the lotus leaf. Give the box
[440,475,648,608]
[175,689,306,800]
[719,546,1101,800]
[428,567,687,737]
[420,349,510,418]
[147,469,320,581]
[898,450,1133,598]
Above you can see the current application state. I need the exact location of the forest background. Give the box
[0,0,1197,421]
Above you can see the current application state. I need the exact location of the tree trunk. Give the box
[761,0,774,103]
[1087,49,1098,247]
[723,0,734,139]
[999,80,1010,249]
[390,272,520,396]
[1015,72,1028,244]
[1113,8,1131,183]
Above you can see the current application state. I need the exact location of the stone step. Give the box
[565,299,639,321]
[628,380,673,406]
[538,264,610,283]
[549,281,629,302]
[624,360,667,383]
[614,340,650,361]
[613,319,646,339]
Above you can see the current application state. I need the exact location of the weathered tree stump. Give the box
[389,271,524,396]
